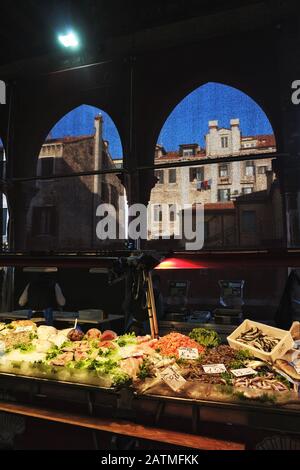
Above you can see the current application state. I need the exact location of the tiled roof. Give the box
[256,134,276,148]
[179,202,235,214]
[204,202,235,211]
[156,149,206,161]
[242,134,276,148]
[235,189,268,203]
[44,135,93,144]
[155,134,275,162]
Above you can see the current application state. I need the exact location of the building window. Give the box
[221,136,229,148]
[245,161,255,177]
[168,169,177,183]
[38,157,54,177]
[219,164,229,178]
[241,210,256,233]
[242,187,253,194]
[153,205,163,222]
[258,166,267,174]
[183,149,194,157]
[32,206,57,236]
[169,204,176,222]
[189,167,204,182]
[155,170,164,184]
[218,189,231,201]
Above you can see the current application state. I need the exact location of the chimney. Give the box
[94,114,103,169]
[208,120,218,129]
[230,118,241,154]
[206,121,218,157]
[230,118,240,128]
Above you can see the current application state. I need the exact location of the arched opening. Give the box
[147,82,280,251]
[144,82,284,325]
[23,105,127,252]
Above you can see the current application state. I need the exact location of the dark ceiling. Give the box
[0,0,268,67]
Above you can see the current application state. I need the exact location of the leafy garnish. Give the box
[15,343,35,353]
[221,371,233,385]
[228,360,245,370]
[234,349,253,361]
[116,333,137,348]
[189,328,221,348]
[137,359,152,379]
[46,345,60,360]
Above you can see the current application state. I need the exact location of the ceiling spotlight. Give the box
[58,31,79,48]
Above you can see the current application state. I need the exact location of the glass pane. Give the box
[153,266,290,330]
[142,82,282,251]
[38,105,123,177]
[15,173,127,252]
[141,159,283,251]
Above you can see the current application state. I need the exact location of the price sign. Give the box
[15,326,33,333]
[202,364,227,374]
[160,366,187,392]
[178,347,199,360]
[231,367,257,377]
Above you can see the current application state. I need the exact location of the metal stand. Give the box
[143,270,159,339]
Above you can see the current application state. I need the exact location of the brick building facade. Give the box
[26,115,125,251]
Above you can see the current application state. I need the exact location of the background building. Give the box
[149,118,280,248]
[25,115,125,251]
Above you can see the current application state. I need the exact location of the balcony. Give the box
[240,175,255,184]
[218,176,231,184]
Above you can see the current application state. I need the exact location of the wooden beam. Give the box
[0,400,245,450]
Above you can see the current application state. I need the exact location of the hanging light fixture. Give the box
[58,31,80,49]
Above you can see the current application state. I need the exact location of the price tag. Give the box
[202,364,227,374]
[178,347,199,360]
[160,366,187,392]
[15,326,33,333]
[231,367,257,377]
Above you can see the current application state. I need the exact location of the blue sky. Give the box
[50,106,124,158]
[158,82,274,150]
[47,82,274,157]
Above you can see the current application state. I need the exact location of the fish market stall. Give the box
[0,253,300,449]
[0,315,299,449]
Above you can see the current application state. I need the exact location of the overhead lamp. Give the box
[58,31,79,49]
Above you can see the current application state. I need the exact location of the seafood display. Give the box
[233,373,289,392]
[236,327,280,352]
[154,332,205,357]
[0,322,157,387]
[0,319,298,405]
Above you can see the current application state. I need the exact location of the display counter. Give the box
[0,316,298,449]
[0,252,299,449]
